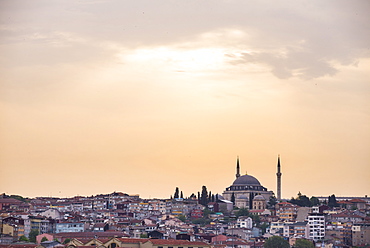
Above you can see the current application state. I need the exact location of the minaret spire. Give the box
[276,154,282,201]
[236,156,240,178]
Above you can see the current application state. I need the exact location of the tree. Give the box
[268,195,278,209]
[235,208,249,217]
[310,196,320,206]
[41,237,49,242]
[260,222,269,234]
[174,187,179,199]
[328,194,339,208]
[180,191,183,199]
[294,239,314,248]
[10,195,28,202]
[251,214,261,226]
[29,229,39,243]
[200,186,208,206]
[140,233,148,238]
[63,238,71,244]
[264,236,289,248]
[177,214,186,222]
[197,192,201,203]
[231,192,235,204]
[298,194,311,207]
[19,235,29,242]
[289,192,311,207]
[191,217,211,225]
[203,208,213,217]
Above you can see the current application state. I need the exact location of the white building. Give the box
[55,222,85,233]
[237,217,253,229]
[307,213,325,241]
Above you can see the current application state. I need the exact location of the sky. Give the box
[1,0,369,200]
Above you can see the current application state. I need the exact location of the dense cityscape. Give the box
[1,158,369,248]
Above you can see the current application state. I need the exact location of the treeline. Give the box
[171,186,217,206]
[288,192,320,207]
[288,192,339,208]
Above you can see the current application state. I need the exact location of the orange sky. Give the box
[1,1,369,200]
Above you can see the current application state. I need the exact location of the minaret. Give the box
[236,156,240,178]
[276,155,282,201]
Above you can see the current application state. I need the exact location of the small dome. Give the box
[237,195,248,199]
[232,175,261,186]
[253,195,265,201]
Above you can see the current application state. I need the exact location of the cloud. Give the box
[230,47,339,80]
[2,0,369,79]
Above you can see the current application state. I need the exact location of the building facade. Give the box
[307,213,325,242]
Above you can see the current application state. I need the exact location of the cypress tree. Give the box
[174,187,179,199]
[200,186,208,206]
[328,194,338,208]
[231,192,235,204]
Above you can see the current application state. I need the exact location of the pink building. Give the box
[36,233,54,244]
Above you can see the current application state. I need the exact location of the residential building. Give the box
[237,217,253,229]
[282,222,308,239]
[276,202,298,222]
[1,217,25,240]
[352,223,370,247]
[307,213,325,242]
[325,222,352,247]
[55,222,85,233]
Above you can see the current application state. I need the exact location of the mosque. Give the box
[222,156,281,209]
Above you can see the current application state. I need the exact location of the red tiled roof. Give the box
[0,198,23,204]
[148,239,209,246]
[217,241,248,246]
[73,238,92,243]
[93,223,107,227]
[55,231,128,240]
[349,199,366,203]
[0,245,38,248]
[117,238,150,243]
[212,245,226,248]
[331,213,364,218]
[97,239,110,244]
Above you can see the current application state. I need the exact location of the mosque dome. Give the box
[253,194,265,201]
[232,174,261,186]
